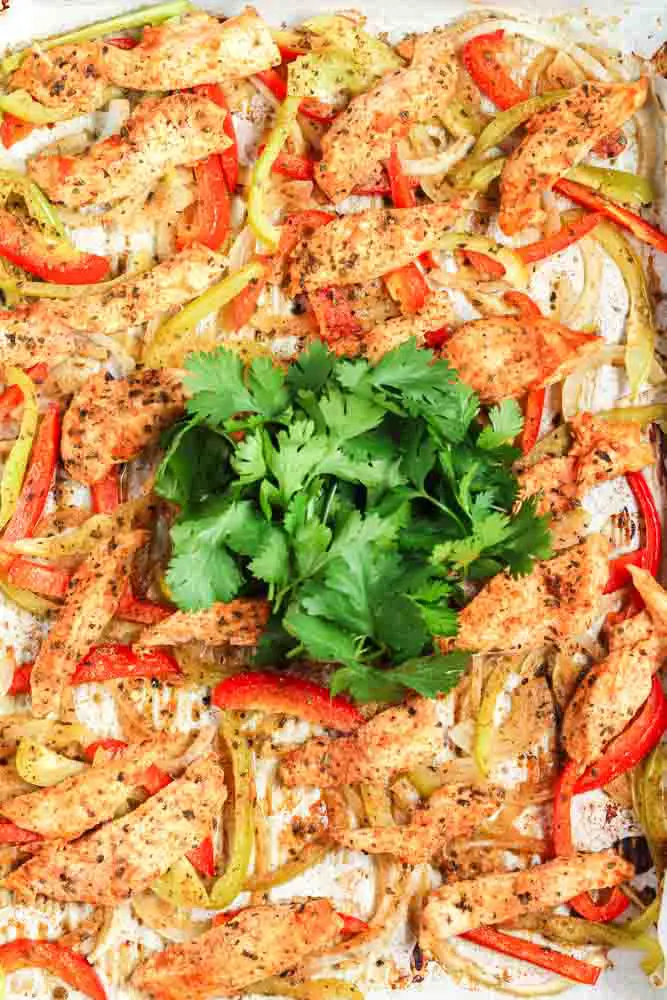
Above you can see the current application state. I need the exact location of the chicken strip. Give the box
[135,599,271,650]
[444,534,609,654]
[9,44,110,116]
[1,732,189,841]
[0,308,104,370]
[364,293,455,363]
[315,29,457,203]
[289,201,471,292]
[5,753,226,904]
[0,765,30,803]
[30,530,147,719]
[520,414,654,516]
[61,368,186,485]
[131,900,342,1000]
[444,316,601,405]
[628,565,667,631]
[101,9,279,91]
[281,697,443,788]
[499,78,648,235]
[332,783,503,863]
[420,850,633,941]
[29,93,230,208]
[40,245,226,335]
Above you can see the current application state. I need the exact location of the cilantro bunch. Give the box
[155,340,551,702]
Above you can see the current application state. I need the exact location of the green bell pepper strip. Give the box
[627,897,662,936]
[468,157,505,192]
[0,367,39,531]
[532,914,663,977]
[144,261,266,367]
[566,165,654,207]
[0,171,64,236]
[2,1,192,76]
[252,978,364,1000]
[0,91,74,125]
[598,404,667,427]
[473,657,513,778]
[248,96,301,249]
[436,233,529,288]
[244,841,330,892]
[641,745,667,879]
[441,98,487,138]
[208,715,254,909]
[472,90,570,157]
[0,577,57,615]
[592,220,656,397]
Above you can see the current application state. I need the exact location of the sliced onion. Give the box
[562,345,666,420]
[428,935,572,996]
[401,136,474,176]
[153,856,209,909]
[97,98,131,139]
[133,892,209,943]
[560,235,602,330]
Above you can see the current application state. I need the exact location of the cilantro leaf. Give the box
[156,422,230,508]
[331,651,471,702]
[283,606,360,663]
[166,544,242,610]
[232,429,266,484]
[374,594,429,660]
[268,419,330,502]
[247,357,290,418]
[478,399,524,450]
[286,339,335,392]
[250,528,290,590]
[185,349,258,425]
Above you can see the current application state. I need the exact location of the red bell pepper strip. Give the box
[107,36,139,49]
[278,43,308,63]
[2,402,60,544]
[254,69,337,122]
[116,584,172,624]
[384,267,430,314]
[627,471,662,578]
[337,913,370,937]
[300,98,338,123]
[0,363,48,423]
[142,763,173,794]
[0,819,42,844]
[604,548,646,593]
[186,834,215,877]
[268,148,315,181]
[255,68,287,100]
[553,759,630,921]
[309,286,362,343]
[504,290,541,319]
[71,643,182,685]
[84,738,128,761]
[194,84,239,191]
[212,672,364,732]
[520,389,546,455]
[0,113,35,148]
[226,267,268,331]
[462,249,506,279]
[90,467,121,515]
[555,179,667,254]
[8,660,33,696]
[462,30,529,111]
[517,213,604,264]
[386,146,416,210]
[462,926,601,986]
[177,155,231,252]
[424,326,454,350]
[0,211,110,284]
[0,940,107,1000]
[576,676,667,794]
[7,558,71,598]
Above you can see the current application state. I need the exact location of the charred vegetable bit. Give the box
[156,340,550,701]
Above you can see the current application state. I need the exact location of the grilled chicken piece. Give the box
[332,783,503,863]
[364,294,454,362]
[289,201,471,292]
[5,753,226,904]
[61,369,186,485]
[499,78,648,235]
[420,850,633,941]
[135,599,271,649]
[0,308,104,369]
[281,697,443,788]
[1,733,188,841]
[520,414,654,516]
[444,534,609,654]
[9,45,110,116]
[445,316,601,405]
[131,900,342,1000]
[30,530,147,719]
[628,566,667,631]
[41,245,226,335]
[29,93,230,208]
[101,9,279,91]
[0,765,30,803]
[315,29,457,203]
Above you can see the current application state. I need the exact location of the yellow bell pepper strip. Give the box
[252,978,364,1000]
[565,165,654,208]
[0,367,39,531]
[153,856,209,908]
[248,96,301,249]
[473,656,515,778]
[438,233,529,288]
[0,577,57,615]
[591,220,657,396]
[473,91,569,157]
[1,0,192,75]
[208,716,254,909]
[0,170,64,236]
[599,403,667,427]
[144,260,266,367]
[0,91,76,125]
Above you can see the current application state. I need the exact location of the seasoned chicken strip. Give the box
[332,783,503,863]
[29,93,230,208]
[445,316,601,404]
[500,78,648,235]
[61,369,186,485]
[0,765,30,803]
[289,201,471,292]
[9,44,109,116]
[315,29,457,203]
[131,900,342,1000]
[281,697,442,788]
[420,850,633,941]
[40,245,226,334]
[30,530,147,719]
[101,10,279,91]
[444,535,609,654]
[364,293,455,362]
[0,308,103,370]
[135,599,271,649]
[1,733,188,841]
[628,565,667,630]
[5,754,226,904]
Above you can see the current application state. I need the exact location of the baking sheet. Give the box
[0,1,666,998]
